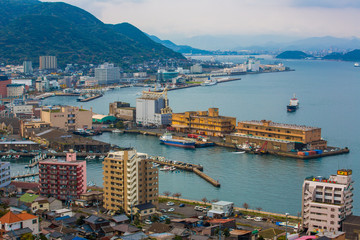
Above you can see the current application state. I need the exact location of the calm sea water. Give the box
[11,57,360,215]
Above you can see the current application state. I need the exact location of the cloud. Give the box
[45,0,360,39]
[291,0,360,8]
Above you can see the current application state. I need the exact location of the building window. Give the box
[32,219,37,224]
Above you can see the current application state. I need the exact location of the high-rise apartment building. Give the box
[23,61,33,74]
[103,149,158,214]
[302,169,354,233]
[39,56,57,70]
[0,76,11,98]
[95,63,120,85]
[39,152,87,201]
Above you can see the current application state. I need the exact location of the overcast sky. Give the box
[47,0,360,40]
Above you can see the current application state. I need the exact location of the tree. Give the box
[223,228,230,237]
[201,197,208,204]
[211,198,219,203]
[76,215,86,226]
[151,215,159,222]
[243,202,249,210]
[115,121,124,129]
[258,236,265,240]
[256,207,262,212]
[165,218,171,224]
[163,191,171,197]
[173,192,181,199]
[20,233,34,240]
[174,236,182,240]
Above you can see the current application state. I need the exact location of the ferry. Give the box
[159,133,196,149]
[287,94,299,112]
[201,77,217,86]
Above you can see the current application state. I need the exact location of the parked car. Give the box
[145,219,152,225]
[254,217,263,222]
[166,201,175,206]
[179,203,185,207]
[168,208,175,212]
[160,209,167,213]
[194,206,204,211]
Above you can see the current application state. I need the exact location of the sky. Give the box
[46,0,360,41]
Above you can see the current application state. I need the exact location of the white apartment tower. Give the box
[39,56,57,70]
[95,63,120,85]
[302,169,354,233]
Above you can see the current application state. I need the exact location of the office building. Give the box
[6,84,25,98]
[40,105,92,131]
[0,162,11,188]
[39,56,57,70]
[136,90,172,126]
[302,169,354,233]
[95,63,120,85]
[39,152,87,201]
[190,64,203,74]
[23,61,33,74]
[103,149,158,214]
[0,76,11,98]
[172,108,236,137]
[236,120,327,149]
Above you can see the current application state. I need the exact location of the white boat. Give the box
[201,77,217,86]
[112,129,124,133]
[169,166,176,171]
[99,155,105,160]
[153,163,160,167]
[160,166,171,171]
[354,63,360,67]
[232,151,245,154]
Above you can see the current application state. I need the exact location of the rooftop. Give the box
[240,120,319,131]
[213,201,234,206]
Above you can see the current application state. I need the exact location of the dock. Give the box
[11,173,39,180]
[148,157,220,187]
[79,94,103,102]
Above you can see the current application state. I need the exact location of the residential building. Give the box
[20,119,51,138]
[236,120,327,149]
[134,203,156,220]
[35,76,49,92]
[13,105,33,117]
[207,201,234,218]
[7,84,25,98]
[0,211,39,236]
[0,76,11,98]
[0,162,11,188]
[40,105,92,131]
[342,215,360,240]
[302,169,354,233]
[0,118,20,134]
[109,101,136,121]
[23,61,33,74]
[31,197,62,213]
[39,56,57,70]
[136,90,172,126]
[95,63,120,85]
[190,64,203,74]
[172,108,236,137]
[39,152,87,201]
[103,149,159,214]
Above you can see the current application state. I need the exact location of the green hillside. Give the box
[0,0,184,67]
[276,51,312,59]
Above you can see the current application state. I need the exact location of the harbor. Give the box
[30,59,359,216]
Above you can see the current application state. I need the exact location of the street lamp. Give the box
[285,213,289,240]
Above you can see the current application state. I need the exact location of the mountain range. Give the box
[0,0,184,67]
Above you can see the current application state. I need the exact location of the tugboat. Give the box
[287,94,299,112]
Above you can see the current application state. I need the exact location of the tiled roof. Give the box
[0,211,23,224]
[17,212,37,221]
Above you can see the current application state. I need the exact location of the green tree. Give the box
[165,218,171,224]
[201,197,208,204]
[20,233,34,240]
[115,121,124,129]
[174,236,182,240]
[76,215,86,226]
[277,236,286,240]
[258,236,265,240]
[223,228,230,237]
[151,215,159,222]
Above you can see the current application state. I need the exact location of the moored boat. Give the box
[159,133,196,149]
[201,77,217,86]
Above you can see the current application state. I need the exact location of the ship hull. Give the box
[160,140,196,149]
[287,105,298,112]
